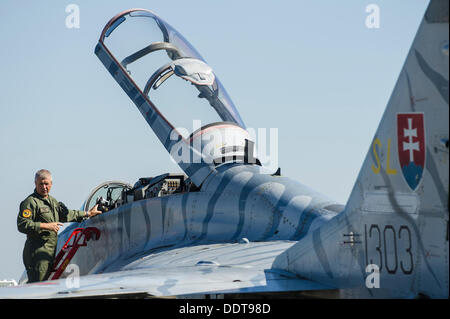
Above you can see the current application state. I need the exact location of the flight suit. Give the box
[17,190,86,283]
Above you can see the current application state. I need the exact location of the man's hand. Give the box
[40,222,64,233]
[86,204,102,218]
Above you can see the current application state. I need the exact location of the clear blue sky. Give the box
[0,0,429,281]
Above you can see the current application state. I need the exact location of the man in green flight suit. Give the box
[17,169,101,283]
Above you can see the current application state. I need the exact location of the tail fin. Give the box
[345,0,449,216]
[273,0,448,298]
[341,0,449,298]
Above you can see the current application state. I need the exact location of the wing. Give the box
[0,241,333,298]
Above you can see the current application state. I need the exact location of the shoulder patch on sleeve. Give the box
[22,209,32,218]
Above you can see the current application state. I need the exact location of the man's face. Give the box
[35,177,52,198]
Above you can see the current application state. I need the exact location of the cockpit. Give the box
[96,9,260,187]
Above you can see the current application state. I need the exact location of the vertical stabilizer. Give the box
[345,0,448,216]
[274,0,448,298]
[341,0,449,298]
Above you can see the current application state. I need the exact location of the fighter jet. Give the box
[1,0,448,298]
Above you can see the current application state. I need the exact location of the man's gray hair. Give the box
[35,169,52,181]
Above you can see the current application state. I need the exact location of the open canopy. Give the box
[99,9,245,132]
[95,9,255,186]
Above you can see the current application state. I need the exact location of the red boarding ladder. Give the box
[49,227,101,280]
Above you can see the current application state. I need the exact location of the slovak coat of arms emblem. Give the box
[397,113,426,190]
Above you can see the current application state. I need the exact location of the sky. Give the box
[0,0,429,281]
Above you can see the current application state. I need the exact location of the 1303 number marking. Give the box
[364,224,413,275]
